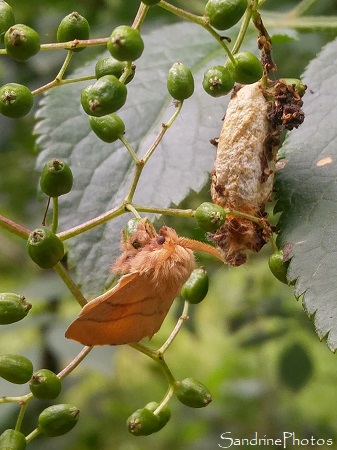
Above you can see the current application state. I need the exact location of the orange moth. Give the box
[65,218,224,346]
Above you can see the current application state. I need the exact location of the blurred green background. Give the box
[1,1,337,449]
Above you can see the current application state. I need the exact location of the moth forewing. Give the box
[65,272,178,346]
[65,224,223,346]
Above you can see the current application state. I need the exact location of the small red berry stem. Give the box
[132,2,149,30]
[40,37,108,51]
[57,346,93,379]
[159,300,190,354]
[57,203,125,240]
[129,342,177,387]
[123,101,184,204]
[0,214,31,239]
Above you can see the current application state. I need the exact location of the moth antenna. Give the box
[178,237,224,262]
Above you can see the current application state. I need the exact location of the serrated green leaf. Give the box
[275,37,337,350]
[35,22,252,297]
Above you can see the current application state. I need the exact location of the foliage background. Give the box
[1,1,337,449]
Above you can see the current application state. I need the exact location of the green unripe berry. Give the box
[95,58,125,79]
[27,228,64,269]
[107,25,144,62]
[5,24,40,61]
[29,369,62,400]
[57,12,90,52]
[95,57,135,84]
[268,249,289,284]
[167,62,194,101]
[0,429,26,450]
[0,293,32,325]
[203,65,234,97]
[144,401,171,431]
[0,1,15,40]
[175,377,212,408]
[81,75,127,117]
[127,407,159,436]
[195,202,226,232]
[0,354,33,384]
[142,0,161,5]
[228,51,263,84]
[205,0,247,30]
[181,267,209,304]
[0,83,34,118]
[38,404,80,437]
[40,159,73,197]
[279,78,307,97]
[89,113,125,143]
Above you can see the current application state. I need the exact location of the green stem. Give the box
[0,397,16,404]
[154,385,175,415]
[61,75,96,84]
[125,203,142,218]
[153,355,176,386]
[132,3,150,29]
[15,398,32,431]
[40,37,108,51]
[123,161,144,204]
[0,393,31,404]
[0,214,31,239]
[55,50,74,80]
[159,300,189,354]
[124,102,184,204]
[53,262,88,307]
[142,101,183,165]
[32,74,96,96]
[231,6,254,55]
[203,25,235,62]
[25,428,41,443]
[159,1,205,25]
[128,303,192,388]
[57,346,93,379]
[119,135,139,164]
[269,233,278,252]
[132,204,194,218]
[51,197,59,234]
[57,203,126,240]
[129,342,176,386]
[128,341,154,357]
[30,44,92,97]
[119,61,134,85]
[159,1,234,62]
